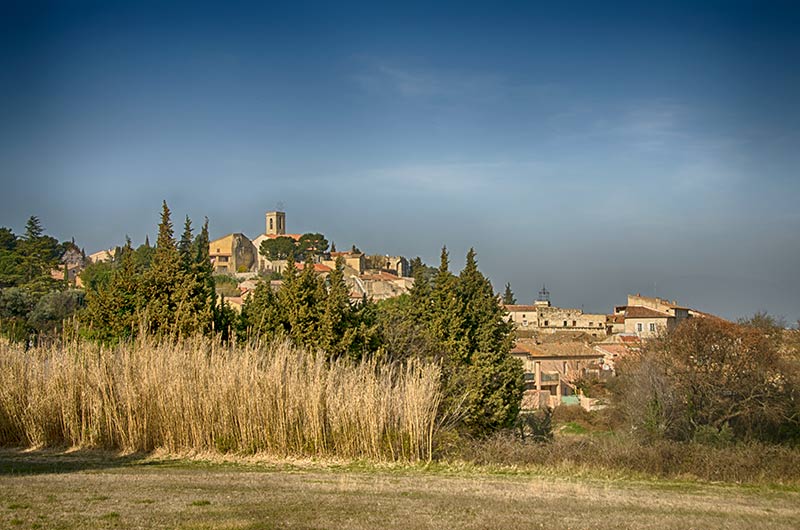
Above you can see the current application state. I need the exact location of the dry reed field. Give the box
[0,338,441,461]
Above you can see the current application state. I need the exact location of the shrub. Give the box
[614,317,800,444]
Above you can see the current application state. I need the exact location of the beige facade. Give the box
[209,233,258,274]
[348,272,414,301]
[87,248,116,264]
[615,294,690,338]
[265,210,286,236]
[324,251,365,274]
[505,301,608,337]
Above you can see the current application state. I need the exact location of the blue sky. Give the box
[1,1,799,322]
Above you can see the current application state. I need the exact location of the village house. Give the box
[323,251,365,274]
[208,233,258,274]
[511,339,604,410]
[86,248,116,264]
[349,271,415,301]
[614,293,690,338]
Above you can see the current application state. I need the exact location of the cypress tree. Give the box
[140,201,183,336]
[428,246,468,362]
[502,282,516,305]
[319,257,356,359]
[178,215,194,267]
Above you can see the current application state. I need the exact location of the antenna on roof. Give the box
[538,284,550,303]
[276,200,285,212]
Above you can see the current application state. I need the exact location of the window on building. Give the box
[544,320,549,326]
[649,322,656,332]
[637,323,643,333]
[522,319,528,326]
[270,219,273,230]
[572,320,577,327]
[563,321,567,327]
[589,322,593,327]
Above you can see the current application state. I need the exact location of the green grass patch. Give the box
[558,422,589,435]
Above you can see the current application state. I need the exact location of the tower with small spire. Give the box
[265,210,286,236]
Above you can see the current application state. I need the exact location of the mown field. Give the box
[2,448,799,530]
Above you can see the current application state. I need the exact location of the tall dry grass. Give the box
[0,337,442,461]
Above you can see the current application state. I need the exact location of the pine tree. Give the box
[428,246,468,362]
[83,238,141,343]
[457,248,522,434]
[319,257,356,359]
[24,216,43,240]
[140,201,184,336]
[241,280,283,342]
[178,215,193,267]
[408,257,431,316]
[502,282,516,305]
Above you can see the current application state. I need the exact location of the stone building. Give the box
[504,298,609,337]
[323,251,365,274]
[614,294,690,338]
[209,233,258,274]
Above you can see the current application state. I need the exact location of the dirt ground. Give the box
[1,449,798,529]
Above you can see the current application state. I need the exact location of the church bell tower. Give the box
[266,210,286,236]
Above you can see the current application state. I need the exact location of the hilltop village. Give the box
[76,209,729,413]
[204,210,413,309]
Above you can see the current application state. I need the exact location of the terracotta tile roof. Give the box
[266,233,303,241]
[294,262,333,273]
[625,306,673,319]
[594,344,630,357]
[512,340,601,358]
[607,314,625,323]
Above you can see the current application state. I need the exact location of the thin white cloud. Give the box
[352,62,512,104]
[362,160,553,194]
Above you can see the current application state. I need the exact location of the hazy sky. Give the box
[1,1,799,322]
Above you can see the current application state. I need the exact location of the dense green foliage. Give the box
[0,217,79,343]
[82,202,217,342]
[258,232,329,262]
[240,255,379,360]
[374,248,524,436]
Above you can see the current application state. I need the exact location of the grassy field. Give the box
[2,449,799,529]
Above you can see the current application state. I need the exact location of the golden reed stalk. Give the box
[0,337,442,461]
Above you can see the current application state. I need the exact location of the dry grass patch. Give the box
[0,449,798,530]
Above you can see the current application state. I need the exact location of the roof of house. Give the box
[624,306,673,319]
[504,305,539,312]
[594,344,631,357]
[265,233,303,241]
[513,340,602,359]
[607,314,625,323]
[619,334,642,344]
[294,262,333,273]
